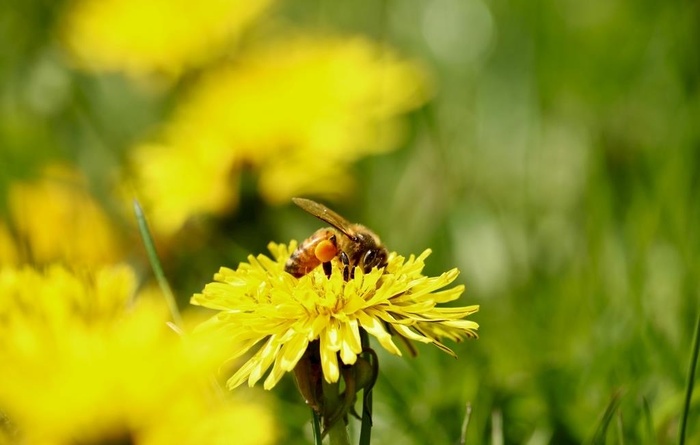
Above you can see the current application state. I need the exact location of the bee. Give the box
[285,198,388,280]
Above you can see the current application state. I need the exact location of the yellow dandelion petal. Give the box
[227,359,258,390]
[264,349,290,390]
[420,319,480,340]
[391,323,434,344]
[406,271,461,300]
[429,340,458,357]
[279,332,309,371]
[430,284,468,303]
[324,319,342,352]
[309,311,332,339]
[227,337,264,362]
[435,305,481,318]
[339,319,362,365]
[248,337,281,385]
[357,311,402,356]
[320,336,341,383]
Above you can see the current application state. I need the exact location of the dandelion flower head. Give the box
[5,164,123,266]
[192,242,479,390]
[129,35,432,236]
[0,264,276,445]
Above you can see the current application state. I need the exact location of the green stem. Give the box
[312,409,322,445]
[460,402,472,445]
[133,200,183,327]
[327,419,350,445]
[679,309,700,445]
[322,378,350,445]
[359,330,374,445]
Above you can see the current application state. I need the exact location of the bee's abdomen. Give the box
[285,228,337,277]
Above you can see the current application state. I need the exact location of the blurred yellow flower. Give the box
[0,264,276,445]
[191,242,478,390]
[131,35,432,235]
[6,164,123,266]
[60,0,273,78]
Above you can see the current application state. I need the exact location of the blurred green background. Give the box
[2,0,699,444]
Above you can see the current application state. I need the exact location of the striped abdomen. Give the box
[285,228,338,277]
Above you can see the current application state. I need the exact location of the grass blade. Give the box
[588,389,623,445]
[460,402,472,445]
[641,397,656,445]
[616,411,625,445]
[133,199,183,327]
[491,409,503,445]
[678,309,700,445]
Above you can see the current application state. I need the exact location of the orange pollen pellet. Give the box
[314,239,338,263]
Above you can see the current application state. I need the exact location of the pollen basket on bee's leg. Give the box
[314,239,338,263]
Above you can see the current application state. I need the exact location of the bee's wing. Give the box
[292,198,358,240]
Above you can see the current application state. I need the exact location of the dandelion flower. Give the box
[129,35,432,236]
[6,164,123,265]
[0,265,276,445]
[60,0,273,78]
[191,242,479,391]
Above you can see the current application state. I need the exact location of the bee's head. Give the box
[360,246,388,273]
[353,230,388,274]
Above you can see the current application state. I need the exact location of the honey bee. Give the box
[285,198,388,280]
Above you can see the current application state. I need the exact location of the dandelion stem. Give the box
[133,199,183,327]
[322,379,350,445]
[311,409,322,445]
[679,308,700,445]
[359,329,374,445]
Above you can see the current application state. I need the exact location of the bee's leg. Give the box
[316,234,338,279]
[340,251,351,282]
[322,261,332,278]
